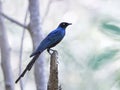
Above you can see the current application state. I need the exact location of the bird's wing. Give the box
[41,28,65,47]
[30,28,65,57]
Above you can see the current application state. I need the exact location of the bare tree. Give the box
[19,8,29,90]
[0,1,14,90]
[0,0,47,89]
[28,0,46,90]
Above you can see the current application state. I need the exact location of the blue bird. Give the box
[15,22,72,83]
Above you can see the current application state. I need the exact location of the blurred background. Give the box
[1,0,120,90]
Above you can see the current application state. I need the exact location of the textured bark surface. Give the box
[28,0,46,90]
[47,51,58,90]
[0,1,14,90]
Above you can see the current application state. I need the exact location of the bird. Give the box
[15,22,72,83]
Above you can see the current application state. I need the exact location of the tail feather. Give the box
[15,54,40,83]
[30,51,42,57]
[27,54,40,70]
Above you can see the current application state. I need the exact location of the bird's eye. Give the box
[63,23,65,25]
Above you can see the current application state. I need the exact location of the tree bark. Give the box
[0,1,14,90]
[28,0,46,90]
[47,51,59,90]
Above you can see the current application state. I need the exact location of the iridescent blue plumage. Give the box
[30,26,66,57]
[15,22,72,83]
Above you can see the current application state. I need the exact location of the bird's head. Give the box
[59,22,72,29]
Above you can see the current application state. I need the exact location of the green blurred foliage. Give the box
[88,49,119,70]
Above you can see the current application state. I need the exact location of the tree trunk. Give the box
[28,0,46,90]
[47,51,59,90]
[0,1,14,90]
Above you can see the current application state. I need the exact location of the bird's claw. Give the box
[47,48,59,64]
[47,48,57,55]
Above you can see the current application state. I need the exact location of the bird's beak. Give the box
[68,23,72,25]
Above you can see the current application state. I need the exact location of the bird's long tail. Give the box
[15,54,40,83]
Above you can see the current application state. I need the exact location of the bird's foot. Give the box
[47,48,59,64]
[47,48,57,55]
